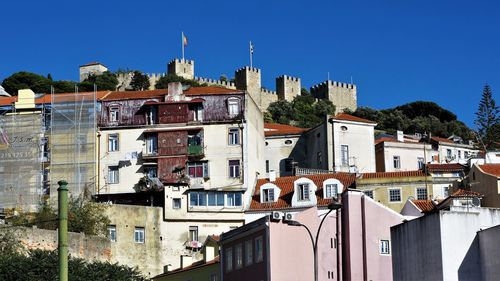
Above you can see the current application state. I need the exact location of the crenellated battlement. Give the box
[261,88,277,95]
[168,58,194,65]
[235,66,261,74]
[276,75,300,82]
[310,80,356,91]
[310,80,357,114]
[147,73,166,79]
[194,77,236,88]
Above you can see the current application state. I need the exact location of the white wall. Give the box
[377,142,432,172]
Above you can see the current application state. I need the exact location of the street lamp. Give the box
[287,202,342,281]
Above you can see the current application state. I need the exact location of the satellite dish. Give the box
[471,197,481,207]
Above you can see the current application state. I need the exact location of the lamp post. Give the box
[287,202,342,281]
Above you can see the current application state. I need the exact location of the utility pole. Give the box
[58,180,69,281]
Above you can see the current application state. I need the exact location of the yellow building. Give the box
[355,170,432,213]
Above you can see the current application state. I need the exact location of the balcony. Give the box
[188,145,204,156]
[142,148,158,159]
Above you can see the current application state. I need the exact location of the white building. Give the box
[430,136,479,165]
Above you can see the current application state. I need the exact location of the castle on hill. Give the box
[79,58,357,113]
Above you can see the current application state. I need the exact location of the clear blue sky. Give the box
[1,0,499,127]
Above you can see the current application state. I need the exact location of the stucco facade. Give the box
[468,164,500,208]
[375,140,432,172]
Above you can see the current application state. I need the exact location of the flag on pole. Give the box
[183,32,188,47]
[250,41,254,54]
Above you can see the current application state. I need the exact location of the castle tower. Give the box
[235,67,262,106]
[79,62,108,82]
[310,80,357,114]
[276,75,301,102]
[167,59,194,79]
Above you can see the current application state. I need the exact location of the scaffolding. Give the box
[50,91,96,198]
[0,112,44,210]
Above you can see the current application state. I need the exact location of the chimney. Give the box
[180,255,193,269]
[269,170,276,182]
[167,82,183,101]
[396,131,404,142]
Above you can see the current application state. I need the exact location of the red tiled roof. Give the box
[330,113,376,124]
[479,164,500,177]
[152,256,220,279]
[264,123,308,137]
[208,235,220,242]
[374,136,422,145]
[249,173,356,211]
[411,199,435,213]
[102,89,167,101]
[0,91,111,106]
[184,86,242,95]
[0,96,17,106]
[451,189,481,197]
[427,163,466,173]
[431,136,453,143]
[80,62,105,67]
[359,170,426,179]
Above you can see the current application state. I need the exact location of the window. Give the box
[108,225,116,242]
[173,198,181,209]
[228,98,240,116]
[284,139,293,145]
[109,107,119,122]
[341,125,348,131]
[417,157,424,169]
[134,227,145,243]
[393,156,401,169]
[380,240,390,255]
[107,166,119,184]
[265,160,269,173]
[447,149,452,158]
[284,158,294,172]
[208,192,225,206]
[146,107,157,125]
[416,188,427,200]
[389,189,401,202]
[325,184,338,199]
[297,183,310,201]
[190,192,207,206]
[189,226,198,242]
[255,236,263,262]
[144,167,157,179]
[229,160,240,178]
[187,162,209,178]
[227,193,242,207]
[443,186,450,197]
[228,128,239,145]
[263,188,274,202]
[145,135,157,155]
[226,248,233,272]
[341,145,349,166]
[194,105,203,122]
[235,244,243,269]
[464,151,469,159]
[108,134,119,152]
[364,190,374,199]
[245,240,253,266]
[458,150,462,159]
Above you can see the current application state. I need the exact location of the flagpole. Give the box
[249,41,253,68]
[182,32,185,60]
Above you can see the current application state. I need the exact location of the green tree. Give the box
[1,72,51,95]
[79,71,118,91]
[155,74,203,89]
[129,71,150,91]
[267,100,294,125]
[475,84,499,148]
[0,249,148,281]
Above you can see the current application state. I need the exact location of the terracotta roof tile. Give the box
[359,170,426,179]
[330,113,376,124]
[479,164,500,177]
[152,256,220,279]
[102,89,167,101]
[264,123,308,137]
[411,199,435,213]
[431,136,453,143]
[427,163,466,173]
[0,91,110,106]
[249,173,356,211]
[451,189,481,197]
[0,97,17,106]
[183,86,242,95]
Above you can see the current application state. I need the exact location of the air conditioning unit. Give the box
[270,211,283,221]
[283,212,293,222]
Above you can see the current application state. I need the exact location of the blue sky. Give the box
[1,0,499,127]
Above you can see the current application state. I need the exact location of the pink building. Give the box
[220,173,404,281]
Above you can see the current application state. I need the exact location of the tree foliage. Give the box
[7,198,110,237]
[267,93,336,128]
[349,101,473,141]
[1,71,80,95]
[0,249,148,281]
[79,71,118,92]
[475,84,499,149]
[129,71,150,91]
[155,74,205,89]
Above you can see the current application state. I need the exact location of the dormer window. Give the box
[146,107,157,125]
[228,98,240,117]
[325,184,338,199]
[109,107,120,122]
[297,183,310,201]
[263,188,275,203]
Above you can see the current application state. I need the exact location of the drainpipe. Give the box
[97,132,101,194]
[361,195,367,281]
[58,180,69,281]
